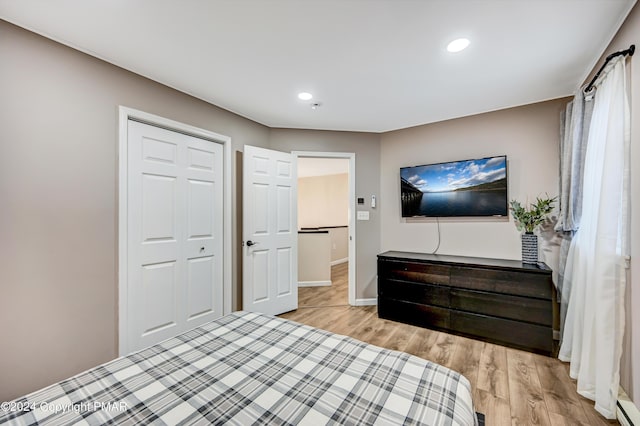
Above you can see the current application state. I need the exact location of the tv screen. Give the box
[400,155,507,217]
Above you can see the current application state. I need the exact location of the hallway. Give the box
[298,262,348,307]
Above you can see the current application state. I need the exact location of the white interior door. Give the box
[127,120,223,352]
[243,145,298,315]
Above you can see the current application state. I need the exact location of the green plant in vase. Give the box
[509,195,557,233]
[510,195,556,263]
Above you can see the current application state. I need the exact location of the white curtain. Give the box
[555,89,593,340]
[558,56,630,419]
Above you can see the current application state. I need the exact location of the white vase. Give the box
[521,233,538,264]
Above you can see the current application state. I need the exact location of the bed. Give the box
[0,311,477,425]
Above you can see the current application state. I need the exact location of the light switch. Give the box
[357,211,370,221]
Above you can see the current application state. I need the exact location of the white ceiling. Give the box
[0,0,635,133]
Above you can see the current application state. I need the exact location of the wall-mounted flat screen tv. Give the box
[400,155,507,217]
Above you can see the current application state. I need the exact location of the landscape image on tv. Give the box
[401,155,507,217]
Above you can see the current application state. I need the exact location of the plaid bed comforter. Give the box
[1,311,477,425]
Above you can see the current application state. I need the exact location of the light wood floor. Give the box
[298,262,348,307]
[284,264,617,425]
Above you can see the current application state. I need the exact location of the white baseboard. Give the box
[330,257,348,266]
[618,387,640,426]
[298,280,332,288]
[354,298,377,306]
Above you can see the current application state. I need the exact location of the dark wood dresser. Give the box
[377,251,554,355]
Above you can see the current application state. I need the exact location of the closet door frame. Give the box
[117,106,232,356]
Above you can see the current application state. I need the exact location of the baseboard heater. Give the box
[618,387,640,426]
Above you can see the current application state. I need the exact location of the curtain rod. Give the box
[584,44,635,93]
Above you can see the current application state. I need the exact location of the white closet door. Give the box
[243,145,298,316]
[127,120,223,352]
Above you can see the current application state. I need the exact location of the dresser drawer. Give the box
[378,298,449,330]
[450,288,552,326]
[450,311,552,354]
[450,266,552,299]
[379,278,449,307]
[379,260,450,285]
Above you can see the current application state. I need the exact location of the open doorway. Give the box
[294,152,355,307]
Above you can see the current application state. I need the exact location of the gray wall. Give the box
[380,99,566,271]
[269,129,381,299]
[0,19,270,401]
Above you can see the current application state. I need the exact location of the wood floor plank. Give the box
[361,317,401,347]
[447,335,484,393]
[548,412,592,426]
[307,305,356,333]
[507,348,552,426]
[474,389,511,426]
[477,343,510,400]
[425,331,458,369]
[403,327,440,360]
[380,322,417,353]
[534,355,590,424]
[283,306,348,329]
[328,306,376,336]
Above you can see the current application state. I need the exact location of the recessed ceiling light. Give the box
[447,38,470,53]
[298,92,313,100]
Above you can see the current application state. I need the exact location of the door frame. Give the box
[117,106,232,356]
[292,151,356,306]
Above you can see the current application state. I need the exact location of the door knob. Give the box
[246,240,259,247]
